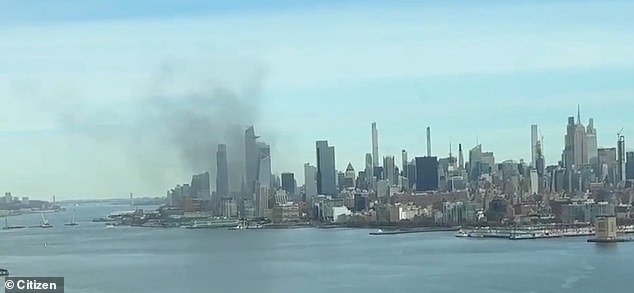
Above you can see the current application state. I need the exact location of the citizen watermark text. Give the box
[4,277,64,293]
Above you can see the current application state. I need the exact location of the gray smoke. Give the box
[11,61,266,193]
[137,63,265,191]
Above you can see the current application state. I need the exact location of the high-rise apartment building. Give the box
[531,124,538,167]
[316,140,337,196]
[371,123,379,167]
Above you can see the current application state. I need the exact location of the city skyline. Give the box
[2,0,634,198]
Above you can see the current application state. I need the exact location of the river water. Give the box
[1,204,632,293]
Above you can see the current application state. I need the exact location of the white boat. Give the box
[65,209,78,226]
[40,213,53,228]
[105,223,115,229]
[455,230,470,237]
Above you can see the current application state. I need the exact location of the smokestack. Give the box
[426,126,431,157]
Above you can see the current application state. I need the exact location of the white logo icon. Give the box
[4,280,14,290]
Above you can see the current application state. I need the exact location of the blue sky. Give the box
[1,1,634,198]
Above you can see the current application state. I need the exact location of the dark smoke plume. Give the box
[13,61,266,193]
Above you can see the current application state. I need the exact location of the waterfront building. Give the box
[561,200,615,224]
[220,197,238,218]
[316,140,337,196]
[271,203,300,223]
[441,201,477,225]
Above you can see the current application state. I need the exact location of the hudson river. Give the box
[1,204,633,293]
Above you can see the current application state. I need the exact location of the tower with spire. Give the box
[563,105,588,169]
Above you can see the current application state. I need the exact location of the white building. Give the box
[331,206,351,223]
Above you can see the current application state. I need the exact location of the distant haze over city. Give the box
[1,1,634,199]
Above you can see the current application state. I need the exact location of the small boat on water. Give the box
[65,209,79,226]
[105,223,115,229]
[455,230,470,237]
[40,213,53,228]
[0,268,9,276]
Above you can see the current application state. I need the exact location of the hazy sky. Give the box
[1,0,634,199]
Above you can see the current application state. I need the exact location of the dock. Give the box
[455,224,634,240]
[369,227,459,235]
[588,238,634,243]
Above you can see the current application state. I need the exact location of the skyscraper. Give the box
[190,172,210,198]
[255,144,271,218]
[281,173,296,196]
[617,135,626,183]
[598,147,617,184]
[371,122,379,167]
[244,126,260,195]
[304,163,318,199]
[415,156,439,191]
[316,140,337,196]
[458,144,464,170]
[426,127,432,157]
[344,163,356,188]
[468,144,483,181]
[563,107,588,169]
[216,144,229,196]
[383,156,396,185]
[401,150,408,177]
[531,124,538,167]
[365,153,373,184]
[257,142,271,188]
[586,118,598,168]
[626,152,634,180]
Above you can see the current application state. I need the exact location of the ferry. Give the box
[184,219,239,229]
[0,268,9,276]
